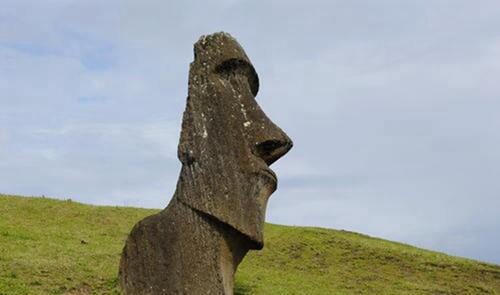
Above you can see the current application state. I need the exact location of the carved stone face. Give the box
[176,33,292,248]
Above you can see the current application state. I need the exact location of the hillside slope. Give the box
[0,194,499,295]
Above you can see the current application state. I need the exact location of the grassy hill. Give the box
[0,194,499,295]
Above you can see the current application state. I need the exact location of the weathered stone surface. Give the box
[118,32,293,295]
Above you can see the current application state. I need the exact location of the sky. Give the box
[1,1,499,264]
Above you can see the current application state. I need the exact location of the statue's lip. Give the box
[261,168,277,183]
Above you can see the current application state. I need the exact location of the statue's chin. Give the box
[254,173,277,204]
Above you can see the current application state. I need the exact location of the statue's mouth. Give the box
[260,168,277,184]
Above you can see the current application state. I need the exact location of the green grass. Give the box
[0,194,499,294]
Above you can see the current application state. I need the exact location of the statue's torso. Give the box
[119,198,248,295]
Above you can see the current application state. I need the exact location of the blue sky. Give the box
[1,1,500,264]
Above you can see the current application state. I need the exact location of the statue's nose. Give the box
[254,131,293,166]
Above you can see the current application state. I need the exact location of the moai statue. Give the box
[118,32,293,295]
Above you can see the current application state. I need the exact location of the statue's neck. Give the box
[169,196,251,294]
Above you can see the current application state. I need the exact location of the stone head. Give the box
[176,32,292,248]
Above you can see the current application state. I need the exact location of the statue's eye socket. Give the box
[215,58,259,96]
[215,59,246,75]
